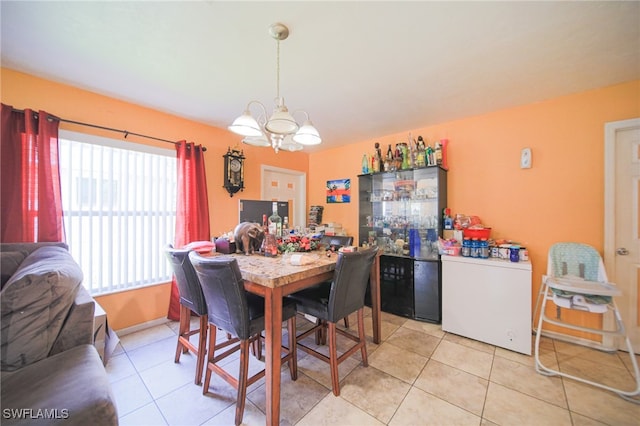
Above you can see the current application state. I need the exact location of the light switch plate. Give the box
[520,147,532,169]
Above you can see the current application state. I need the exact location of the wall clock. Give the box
[223,147,245,197]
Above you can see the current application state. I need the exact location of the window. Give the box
[58,130,177,295]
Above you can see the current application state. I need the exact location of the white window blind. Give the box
[58,130,177,295]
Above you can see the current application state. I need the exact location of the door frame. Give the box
[604,117,640,349]
[260,165,307,229]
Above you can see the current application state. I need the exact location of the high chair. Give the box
[533,242,640,402]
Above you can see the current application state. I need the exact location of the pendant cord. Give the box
[276,38,281,100]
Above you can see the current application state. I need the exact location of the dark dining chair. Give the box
[287,247,377,396]
[320,235,354,252]
[164,244,208,385]
[319,235,354,328]
[188,252,298,426]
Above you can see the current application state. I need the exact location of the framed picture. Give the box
[326,178,350,203]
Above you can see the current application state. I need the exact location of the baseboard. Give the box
[116,317,172,337]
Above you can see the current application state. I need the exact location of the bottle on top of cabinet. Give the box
[371,152,380,173]
[361,153,369,174]
[415,136,426,168]
[462,238,471,257]
[479,238,489,258]
[394,144,403,171]
[470,238,480,258]
[435,141,443,166]
[385,144,394,171]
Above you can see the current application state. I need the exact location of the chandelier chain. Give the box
[276,39,280,100]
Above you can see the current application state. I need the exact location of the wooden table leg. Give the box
[371,252,381,344]
[264,286,283,426]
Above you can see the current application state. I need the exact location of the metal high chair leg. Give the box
[535,293,640,402]
[534,258,640,404]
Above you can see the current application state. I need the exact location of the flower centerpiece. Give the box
[278,235,319,253]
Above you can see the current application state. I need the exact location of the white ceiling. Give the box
[2,1,639,152]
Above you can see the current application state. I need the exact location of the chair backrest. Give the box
[320,235,354,251]
[164,244,207,316]
[548,242,608,282]
[188,253,252,340]
[327,247,378,322]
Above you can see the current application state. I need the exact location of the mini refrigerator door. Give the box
[377,255,414,319]
[414,259,441,323]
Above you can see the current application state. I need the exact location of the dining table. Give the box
[222,249,381,426]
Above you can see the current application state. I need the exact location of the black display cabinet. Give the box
[361,166,447,323]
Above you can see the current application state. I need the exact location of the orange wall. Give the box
[3,67,638,332]
[309,79,639,334]
[1,68,309,330]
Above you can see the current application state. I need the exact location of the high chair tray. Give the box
[546,277,621,296]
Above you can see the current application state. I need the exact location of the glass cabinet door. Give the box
[359,166,447,260]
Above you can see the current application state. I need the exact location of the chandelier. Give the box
[228,23,321,153]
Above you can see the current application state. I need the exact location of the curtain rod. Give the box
[11,107,206,151]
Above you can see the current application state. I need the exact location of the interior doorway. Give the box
[604,117,640,353]
[261,165,306,229]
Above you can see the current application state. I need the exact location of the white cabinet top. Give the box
[441,255,532,271]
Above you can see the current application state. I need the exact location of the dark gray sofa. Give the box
[0,242,117,425]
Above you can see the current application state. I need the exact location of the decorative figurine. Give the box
[233,222,265,255]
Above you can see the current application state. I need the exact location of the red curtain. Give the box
[167,140,211,320]
[0,103,64,243]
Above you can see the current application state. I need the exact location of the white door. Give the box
[261,166,306,229]
[605,118,640,353]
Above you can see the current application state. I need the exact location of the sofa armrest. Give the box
[0,242,68,255]
[49,287,95,356]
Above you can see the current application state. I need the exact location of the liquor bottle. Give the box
[283,216,289,236]
[386,144,394,171]
[361,154,369,174]
[435,141,443,166]
[416,136,426,167]
[400,143,410,170]
[395,144,403,170]
[268,202,282,237]
[372,151,380,172]
[260,213,269,254]
[408,133,416,168]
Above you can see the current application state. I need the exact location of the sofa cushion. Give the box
[1,246,83,371]
[1,344,118,425]
[0,251,28,289]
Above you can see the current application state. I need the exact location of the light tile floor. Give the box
[106,309,640,425]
